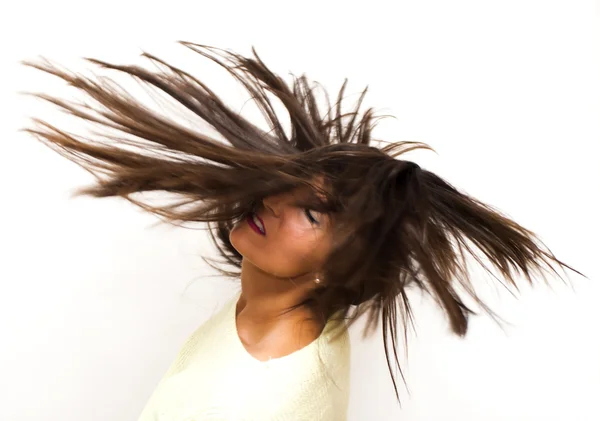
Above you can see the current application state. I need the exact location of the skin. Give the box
[229,181,334,361]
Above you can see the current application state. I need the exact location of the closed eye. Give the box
[304,208,320,225]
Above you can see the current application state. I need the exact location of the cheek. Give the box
[283,219,333,265]
[268,235,325,277]
[229,220,329,277]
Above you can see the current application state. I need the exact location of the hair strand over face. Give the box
[20,41,586,404]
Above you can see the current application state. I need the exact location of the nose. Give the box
[262,192,289,218]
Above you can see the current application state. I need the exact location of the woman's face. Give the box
[229,183,333,280]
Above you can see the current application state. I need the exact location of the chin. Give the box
[229,223,248,256]
[230,225,264,266]
[229,224,310,279]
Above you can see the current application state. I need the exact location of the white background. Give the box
[1,1,599,420]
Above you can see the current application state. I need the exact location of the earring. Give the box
[314,277,321,284]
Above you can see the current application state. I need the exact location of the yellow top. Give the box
[137,291,351,421]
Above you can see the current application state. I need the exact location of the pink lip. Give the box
[246,213,266,236]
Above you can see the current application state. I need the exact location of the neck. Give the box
[237,259,316,322]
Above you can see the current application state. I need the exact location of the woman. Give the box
[22,42,584,421]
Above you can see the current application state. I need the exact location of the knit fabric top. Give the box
[137,291,351,421]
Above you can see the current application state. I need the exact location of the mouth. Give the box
[246,212,266,236]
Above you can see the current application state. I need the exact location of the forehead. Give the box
[260,175,338,213]
[292,176,340,213]
[298,175,328,198]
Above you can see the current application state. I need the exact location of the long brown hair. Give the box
[21,42,585,401]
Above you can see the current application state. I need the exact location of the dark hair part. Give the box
[21,42,585,401]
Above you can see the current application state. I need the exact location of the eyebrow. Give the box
[293,191,338,214]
